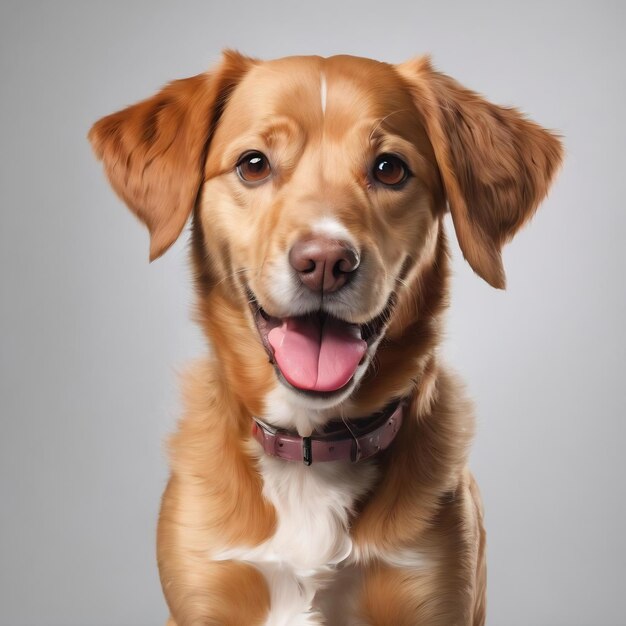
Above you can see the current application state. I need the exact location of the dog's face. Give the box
[200,56,441,404]
[90,52,562,411]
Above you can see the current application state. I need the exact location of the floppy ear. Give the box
[88,50,253,261]
[397,57,563,288]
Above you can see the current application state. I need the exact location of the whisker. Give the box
[213,266,261,288]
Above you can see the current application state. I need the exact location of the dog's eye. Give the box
[372,154,409,187]
[237,151,271,183]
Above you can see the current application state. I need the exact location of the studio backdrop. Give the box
[1,1,624,625]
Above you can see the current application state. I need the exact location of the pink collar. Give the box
[252,400,404,465]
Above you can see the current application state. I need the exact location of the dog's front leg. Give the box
[159,555,269,626]
[354,474,486,626]
[157,479,271,626]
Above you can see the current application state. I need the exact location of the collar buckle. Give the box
[302,437,313,465]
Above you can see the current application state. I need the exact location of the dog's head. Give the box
[90,52,562,414]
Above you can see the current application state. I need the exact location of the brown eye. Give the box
[372,154,409,187]
[237,151,271,183]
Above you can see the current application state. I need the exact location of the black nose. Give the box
[289,237,360,293]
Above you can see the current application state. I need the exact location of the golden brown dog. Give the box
[89,52,562,625]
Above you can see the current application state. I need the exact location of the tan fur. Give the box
[90,51,562,625]
[89,51,254,261]
[397,57,563,288]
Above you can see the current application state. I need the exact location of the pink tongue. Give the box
[268,315,367,392]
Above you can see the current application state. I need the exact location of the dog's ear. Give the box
[89,50,253,261]
[397,57,563,288]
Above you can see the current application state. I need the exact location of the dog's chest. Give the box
[258,455,377,568]
[259,457,377,624]
[216,453,377,625]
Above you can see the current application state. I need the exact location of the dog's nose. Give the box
[289,237,360,293]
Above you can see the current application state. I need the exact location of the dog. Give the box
[89,51,562,625]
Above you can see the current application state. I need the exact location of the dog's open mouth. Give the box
[247,288,393,395]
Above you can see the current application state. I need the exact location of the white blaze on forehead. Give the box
[320,72,327,115]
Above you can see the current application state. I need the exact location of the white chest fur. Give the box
[257,454,377,571]
[215,444,378,625]
[213,385,381,624]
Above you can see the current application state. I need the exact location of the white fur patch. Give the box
[258,456,376,570]
[320,72,327,116]
[265,256,311,317]
[214,452,378,625]
[248,561,324,626]
[311,217,354,245]
[262,385,337,434]
[350,541,434,572]
[378,548,433,570]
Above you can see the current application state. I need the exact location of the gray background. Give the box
[1,1,624,624]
